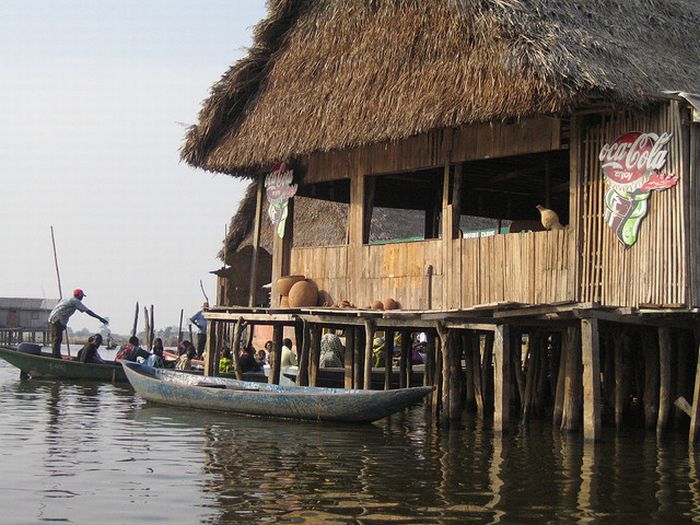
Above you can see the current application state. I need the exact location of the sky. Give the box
[0,0,268,334]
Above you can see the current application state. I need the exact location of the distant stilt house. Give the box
[184,1,700,441]
[0,298,58,345]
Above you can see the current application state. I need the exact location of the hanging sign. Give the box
[599,131,677,247]
[265,163,298,238]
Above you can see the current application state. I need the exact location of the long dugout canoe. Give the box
[122,361,434,423]
[0,345,126,382]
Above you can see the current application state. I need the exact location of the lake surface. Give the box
[1,359,699,524]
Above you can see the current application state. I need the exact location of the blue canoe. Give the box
[122,361,434,423]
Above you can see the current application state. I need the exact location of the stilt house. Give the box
[183,1,700,440]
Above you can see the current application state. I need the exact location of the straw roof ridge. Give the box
[185,0,700,176]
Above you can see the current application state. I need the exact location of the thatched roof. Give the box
[182,0,700,175]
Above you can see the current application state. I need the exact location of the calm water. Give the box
[1,360,700,524]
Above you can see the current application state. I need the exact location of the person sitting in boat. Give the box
[77,334,104,364]
[239,345,262,373]
[176,345,196,371]
[48,289,109,359]
[115,336,150,363]
[145,338,165,368]
[320,332,344,368]
[256,348,268,366]
[372,336,385,367]
[219,347,233,374]
[280,338,297,368]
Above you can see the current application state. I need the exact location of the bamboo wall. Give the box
[577,103,690,307]
[289,230,570,310]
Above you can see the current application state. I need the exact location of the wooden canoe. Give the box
[122,361,434,423]
[0,345,127,382]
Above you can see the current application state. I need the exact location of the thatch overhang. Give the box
[182,0,700,176]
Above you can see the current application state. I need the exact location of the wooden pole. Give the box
[231,317,244,380]
[689,341,700,443]
[143,306,150,345]
[642,329,659,430]
[553,333,567,429]
[203,320,216,377]
[248,175,265,307]
[310,326,321,387]
[581,318,602,441]
[399,330,409,389]
[149,304,155,351]
[384,329,394,390]
[561,326,583,432]
[297,321,310,386]
[132,302,140,337]
[177,308,183,347]
[435,322,450,427]
[613,334,625,430]
[363,320,375,390]
[354,326,364,389]
[448,330,463,421]
[344,327,355,389]
[657,327,672,436]
[463,332,475,411]
[268,325,283,385]
[473,333,485,417]
[50,226,70,356]
[493,324,511,433]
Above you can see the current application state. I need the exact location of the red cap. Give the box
[73,289,86,298]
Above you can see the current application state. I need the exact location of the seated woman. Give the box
[176,346,197,371]
[320,332,344,368]
[145,338,165,368]
[77,334,105,364]
[219,347,233,374]
[239,346,262,373]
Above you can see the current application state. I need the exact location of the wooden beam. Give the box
[581,318,602,441]
[493,324,511,432]
[248,175,265,307]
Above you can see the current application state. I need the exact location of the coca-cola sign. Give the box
[599,131,677,247]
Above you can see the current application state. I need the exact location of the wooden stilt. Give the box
[400,330,409,389]
[493,324,511,433]
[553,332,567,428]
[432,330,443,420]
[424,332,435,389]
[203,321,217,377]
[473,333,485,417]
[354,326,364,389]
[268,325,283,385]
[657,327,672,436]
[363,320,375,390]
[561,326,582,432]
[297,321,310,386]
[523,330,540,421]
[406,331,414,387]
[309,326,321,387]
[614,334,625,430]
[231,317,244,380]
[463,332,475,411]
[384,329,394,390]
[512,330,525,411]
[689,341,700,443]
[448,330,462,421]
[642,329,659,430]
[581,318,602,441]
[482,332,494,414]
[675,331,690,426]
[534,334,550,416]
[344,327,355,389]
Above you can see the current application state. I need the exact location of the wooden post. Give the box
[553,333,567,428]
[399,330,409,389]
[463,332,475,411]
[432,334,443,418]
[482,332,494,414]
[309,326,321,387]
[473,333,485,417]
[581,318,602,441]
[354,325,364,389]
[448,330,463,421]
[203,320,216,377]
[143,306,150,345]
[384,329,394,390]
[642,329,659,430]
[435,322,451,427]
[131,302,139,337]
[689,341,700,443]
[297,321,310,386]
[424,332,435,388]
[675,331,691,425]
[493,324,511,433]
[344,327,355,389]
[231,317,244,380]
[271,198,294,307]
[561,326,583,432]
[363,320,375,390]
[177,308,183,347]
[657,327,672,436]
[248,175,265,307]
[149,304,155,351]
[268,325,283,385]
[522,331,540,421]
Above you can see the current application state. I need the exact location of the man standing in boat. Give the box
[48,289,109,359]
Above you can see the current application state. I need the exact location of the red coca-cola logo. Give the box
[599,131,672,189]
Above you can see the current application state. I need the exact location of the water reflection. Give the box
[2,361,700,524]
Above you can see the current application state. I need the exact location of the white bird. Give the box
[536,204,564,230]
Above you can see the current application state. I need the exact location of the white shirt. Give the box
[48,297,87,325]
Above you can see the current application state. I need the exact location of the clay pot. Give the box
[277,275,305,296]
[279,296,290,308]
[288,279,319,307]
[371,300,384,310]
[317,290,333,307]
[384,298,399,310]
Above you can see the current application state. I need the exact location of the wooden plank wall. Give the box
[290,245,349,306]
[690,119,700,307]
[301,116,561,184]
[578,102,690,307]
[459,230,571,308]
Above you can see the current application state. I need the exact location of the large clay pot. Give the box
[279,296,290,308]
[384,298,399,310]
[371,300,384,310]
[288,280,319,307]
[277,275,305,296]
